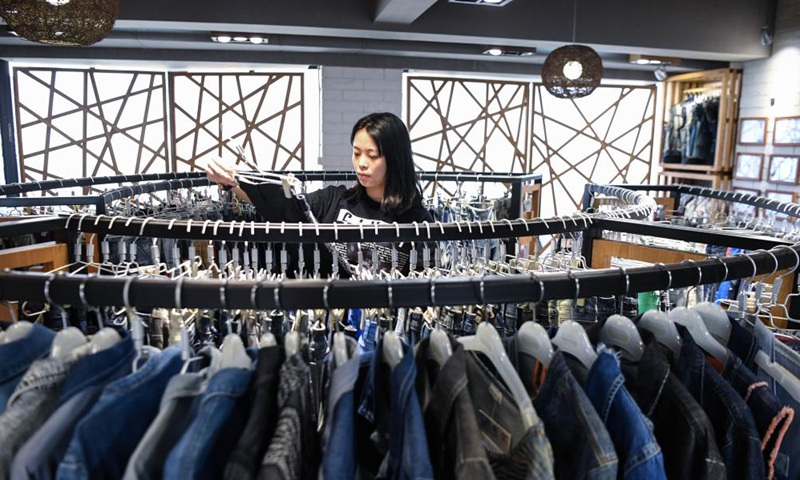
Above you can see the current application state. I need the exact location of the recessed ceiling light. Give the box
[216,35,231,43]
[233,36,247,42]
[486,48,503,56]
[449,0,514,6]
[249,36,264,44]
[628,54,681,66]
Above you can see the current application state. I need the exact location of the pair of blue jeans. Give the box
[0,324,55,414]
[56,346,184,480]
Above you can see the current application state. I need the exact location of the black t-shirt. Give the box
[240,182,433,277]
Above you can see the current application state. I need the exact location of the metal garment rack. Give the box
[582,183,800,219]
[0,184,795,312]
[0,172,204,215]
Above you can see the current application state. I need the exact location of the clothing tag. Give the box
[478,409,512,454]
[488,383,504,404]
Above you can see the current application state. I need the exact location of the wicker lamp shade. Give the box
[0,0,118,46]
[541,44,603,99]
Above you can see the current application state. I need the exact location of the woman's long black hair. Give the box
[344,112,423,215]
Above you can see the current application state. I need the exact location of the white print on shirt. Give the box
[332,209,410,273]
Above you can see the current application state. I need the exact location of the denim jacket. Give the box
[674,327,765,480]
[566,347,667,480]
[0,324,55,414]
[356,337,433,480]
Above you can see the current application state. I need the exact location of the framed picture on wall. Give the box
[768,155,800,184]
[765,190,796,221]
[773,116,800,146]
[733,153,763,180]
[738,117,767,145]
[731,187,760,217]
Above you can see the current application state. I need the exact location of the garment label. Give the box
[478,409,512,454]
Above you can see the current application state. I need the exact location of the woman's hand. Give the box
[199,156,238,187]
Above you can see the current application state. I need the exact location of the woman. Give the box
[204,112,433,277]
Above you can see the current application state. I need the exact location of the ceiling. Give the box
[0,0,776,81]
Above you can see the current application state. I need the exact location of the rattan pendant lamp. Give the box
[0,0,119,46]
[541,0,603,99]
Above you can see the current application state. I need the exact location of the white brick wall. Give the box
[733,0,800,198]
[320,66,403,171]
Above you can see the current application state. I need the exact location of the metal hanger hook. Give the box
[734,253,758,285]
[617,266,630,296]
[323,277,334,311]
[681,259,702,287]
[567,270,580,302]
[655,262,672,291]
[707,256,729,283]
[273,277,286,311]
[429,277,437,307]
[755,249,779,278]
[174,276,185,310]
[773,245,800,280]
[78,274,99,310]
[122,275,137,311]
[386,278,394,311]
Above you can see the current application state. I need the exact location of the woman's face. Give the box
[352,128,387,197]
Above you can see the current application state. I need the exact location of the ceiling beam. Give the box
[374,0,437,24]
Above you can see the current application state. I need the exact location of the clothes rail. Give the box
[583,183,800,218]
[88,184,652,242]
[1,244,797,309]
[0,171,204,197]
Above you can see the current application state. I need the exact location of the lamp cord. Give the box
[572,0,578,44]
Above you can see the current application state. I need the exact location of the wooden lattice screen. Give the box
[13,67,169,188]
[170,72,306,172]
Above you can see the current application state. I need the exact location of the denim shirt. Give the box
[618,331,726,480]
[508,339,618,480]
[752,320,800,480]
[164,364,255,480]
[319,337,360,480]
[11,334,135,480]
[225,345,286,480]
[464,351,555,480]
[726,319,796,480]
[0,324,55,414]
[415,335,496,480]
[356,337,433,480]
[566,348,667,480]
[674,327,765,480]
[56,346,184,480]
[122,358,218,480]
[0,352,80,480]
[258,354,318,480]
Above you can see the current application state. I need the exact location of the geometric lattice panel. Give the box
[14,67,169,189]
[531,84,656,219]
[170,72,305,172]
[406,76,529,198]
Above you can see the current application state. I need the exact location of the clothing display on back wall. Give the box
[662,94,720,166]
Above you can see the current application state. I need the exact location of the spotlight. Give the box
[486,48,503,56]
[216,35,231,43]
[249,36,264,44]
[654,66,668,82]
[761,25,774,46]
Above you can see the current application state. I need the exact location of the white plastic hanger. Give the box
[382,331,404,370]
[3,320,33,344]
[427,278,452,367]
[460,322,539,430]
[754,351,800,403]
[598,268,644,361]
[90,328,121,354]
[514,277,552,366]
[693,256,734,345]
[284,331,301,357]
[669,307,728,364]
[552,273,597,369]
[637,264,681,361]
[516,321,554,366]
[51,327,88,358]
[219,280,252,370]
